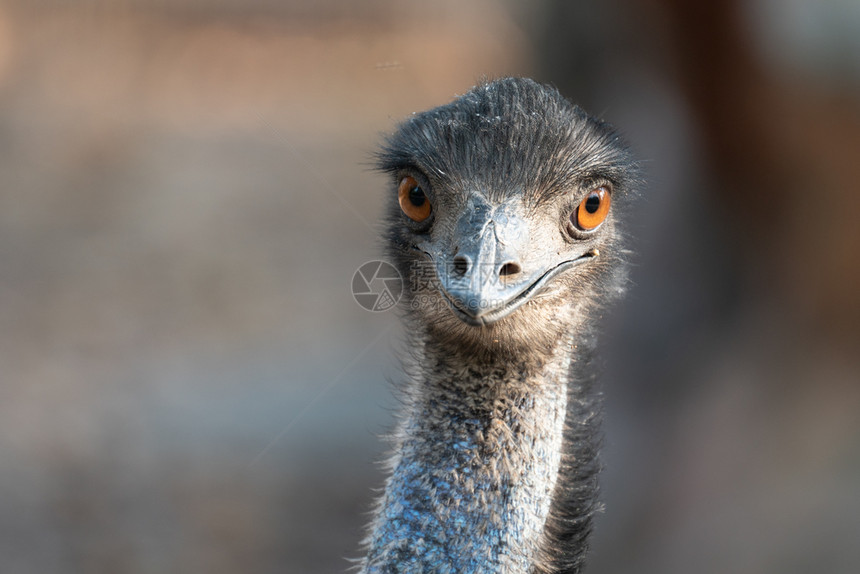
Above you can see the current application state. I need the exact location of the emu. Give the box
[359,77,637,574]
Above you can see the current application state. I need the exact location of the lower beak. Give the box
[438,255,594,326]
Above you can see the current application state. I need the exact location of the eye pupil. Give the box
[408,186,426,206]
[585,193,601,213]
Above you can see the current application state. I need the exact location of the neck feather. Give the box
[361,317,602,574]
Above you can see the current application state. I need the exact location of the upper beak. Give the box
[436,200,527,324]
[431,197,593,326]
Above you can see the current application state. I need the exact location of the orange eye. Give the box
[573,186,611,231]
[398,176,432,222]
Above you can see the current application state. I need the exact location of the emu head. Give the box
[379,78,636,357]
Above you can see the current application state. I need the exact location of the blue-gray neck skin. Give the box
[360,310,601,574]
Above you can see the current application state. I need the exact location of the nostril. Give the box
[499,262,522,277]
[452,255,470,276]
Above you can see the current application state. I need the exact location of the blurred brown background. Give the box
[1,1,858,573]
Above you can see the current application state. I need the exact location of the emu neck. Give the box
[362,328,592,574]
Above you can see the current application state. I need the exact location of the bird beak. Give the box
[432,198,594,326]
